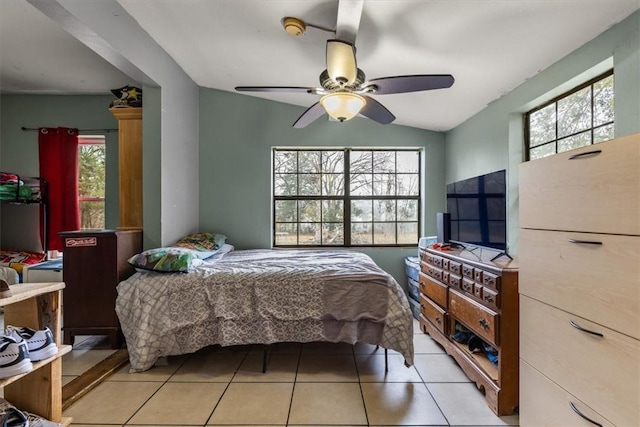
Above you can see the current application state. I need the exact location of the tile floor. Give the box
[62,319,520,426]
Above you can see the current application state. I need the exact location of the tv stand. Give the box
[490,251,513,262]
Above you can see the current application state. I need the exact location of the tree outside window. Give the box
[78,135,105,229]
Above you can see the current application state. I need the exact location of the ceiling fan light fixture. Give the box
[320,92,365,122]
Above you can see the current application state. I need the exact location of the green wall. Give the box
[198,88,446,284]
[0,94,120,250]
[445,10,640,255]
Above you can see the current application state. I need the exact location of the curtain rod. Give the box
[21,126,117,133]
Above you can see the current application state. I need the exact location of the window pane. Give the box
[351,200,372,222]
[374,223,396,244]
[275,200,297,222]
[299,151,321,172]
[593,75,614,126]
[299,223,320,245]
[374,200,396,221]
[322,200,343,222]
[397,174,419,196]
[350,173,372,196]
[322,151,344,173]
[396,151,419,173]
[558,131,591,153]
[351,151,372,173]
[299,174,321,196]
[558,86,591,137]
[322,223,344,245]
[373,173,396,195]
[274,174,297,196]
[275,223,297,245]
[530,143,556,160]
[398,222,418,244]
[594,124,614,143]
[274,151,297,173]
[397,199,418,221]
[322,173,344,195]
[529,104,556,147]
[80,200,104,229]
[373,151,395,173]
[78,142,105,229]
[299,200,320,222]
[351,223,372,244]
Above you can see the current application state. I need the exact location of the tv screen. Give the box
[446,169,507,251]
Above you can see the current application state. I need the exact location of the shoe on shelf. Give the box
[0,398,28,427]
[4,326,58,362]
[0,279,11,298]
[24,410,63,427]
[0,336,32,379]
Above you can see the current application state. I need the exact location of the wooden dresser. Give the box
[518,132,640,426]
[60,229,142,349]
[418,246,519,415]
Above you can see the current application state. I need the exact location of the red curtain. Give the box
[38,127,80,252]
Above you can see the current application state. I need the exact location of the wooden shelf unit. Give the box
[2,282,71,425]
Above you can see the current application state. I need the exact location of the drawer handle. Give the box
[479,319,489,330]
[435,317,442,324]
[484,295,494,303]
[568,239,603,246]
[569,402,603,427]
[568,149,602,160]
[570,320,604,338]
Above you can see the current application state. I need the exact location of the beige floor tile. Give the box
[233,353,298,382]
[356,354,424,383]
[108,357,185,382]
[62,348,118,376]
[63,381,162,424]
[413,334,446,354]
[427,382,520,426]
[72,335,112,349]
[169,351,245,382]
[207,382,293,425]
[288,382,367,425]
[361,382,447,425]
[128,381,226,425]
[296,354,358,382]
[62,375,76,386]
[70,425,121,427]
[413,354,471,383]
[301,341,355,354]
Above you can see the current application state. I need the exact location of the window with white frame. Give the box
[272,148,421,247]
[525,71,614,161]
[78,135,106,229]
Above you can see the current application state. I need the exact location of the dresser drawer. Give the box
[420,294,447,334]
[481,287,500,311]
[422,263,443,282]
[520,228,640,340]
[520,359,615,427]
[448,273,462,289]
[462,264,474,279]
[448,261,462,275]
[420,272,448,309]
[519,132,640,235]
[520,296,640,426]
[449,289,499,346]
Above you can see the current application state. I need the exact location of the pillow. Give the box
[0,249,46,274]
[172,232,227,256]
[128,248,201,273]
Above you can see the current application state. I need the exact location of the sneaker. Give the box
[0,398,28,427]
[5,326,58,362]
[24,410,63,427]
[0,336,32,379]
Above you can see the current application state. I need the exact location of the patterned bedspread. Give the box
[116,249,414,372]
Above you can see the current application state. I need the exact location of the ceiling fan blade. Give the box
[326,39,357,85]
[335,0,364,44]
[235,86,318,94]
[364,75,455,95]
[359,96,395,125]
[293,102,326,128]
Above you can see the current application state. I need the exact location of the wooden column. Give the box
[109,107,143,230]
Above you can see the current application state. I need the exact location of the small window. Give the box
[273,148,421,247]
[78,135,106,229]
[525,71,614,161]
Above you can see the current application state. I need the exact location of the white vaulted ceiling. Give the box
[1,0,638,131]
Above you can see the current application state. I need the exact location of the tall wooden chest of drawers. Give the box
[519,132,640,426]
[60,229,142,349]
[418,246,519,415]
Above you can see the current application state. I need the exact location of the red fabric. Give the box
[38,127,80,251]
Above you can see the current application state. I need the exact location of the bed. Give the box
[115,248,415,372]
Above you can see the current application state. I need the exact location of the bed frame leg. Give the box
[385,348,388,373]
[262,344,269,373]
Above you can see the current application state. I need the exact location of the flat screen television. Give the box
[446,169,507,252]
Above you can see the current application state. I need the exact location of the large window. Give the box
[525,71,614,161]
[78,135,106,229]
[273,148,421,247]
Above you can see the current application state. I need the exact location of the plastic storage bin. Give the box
[407,277,420,301]
[404,256,420,281]
[408,297,420,320]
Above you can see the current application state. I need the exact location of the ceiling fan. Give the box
[235,2,454,128]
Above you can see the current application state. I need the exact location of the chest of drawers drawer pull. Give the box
[462,264,474,279]
[570,320,604,338]
[479,319,490,330]
[568,149,602,160]
[569,402,603,427]
[461,279,474,293]
[568,238,603,245]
